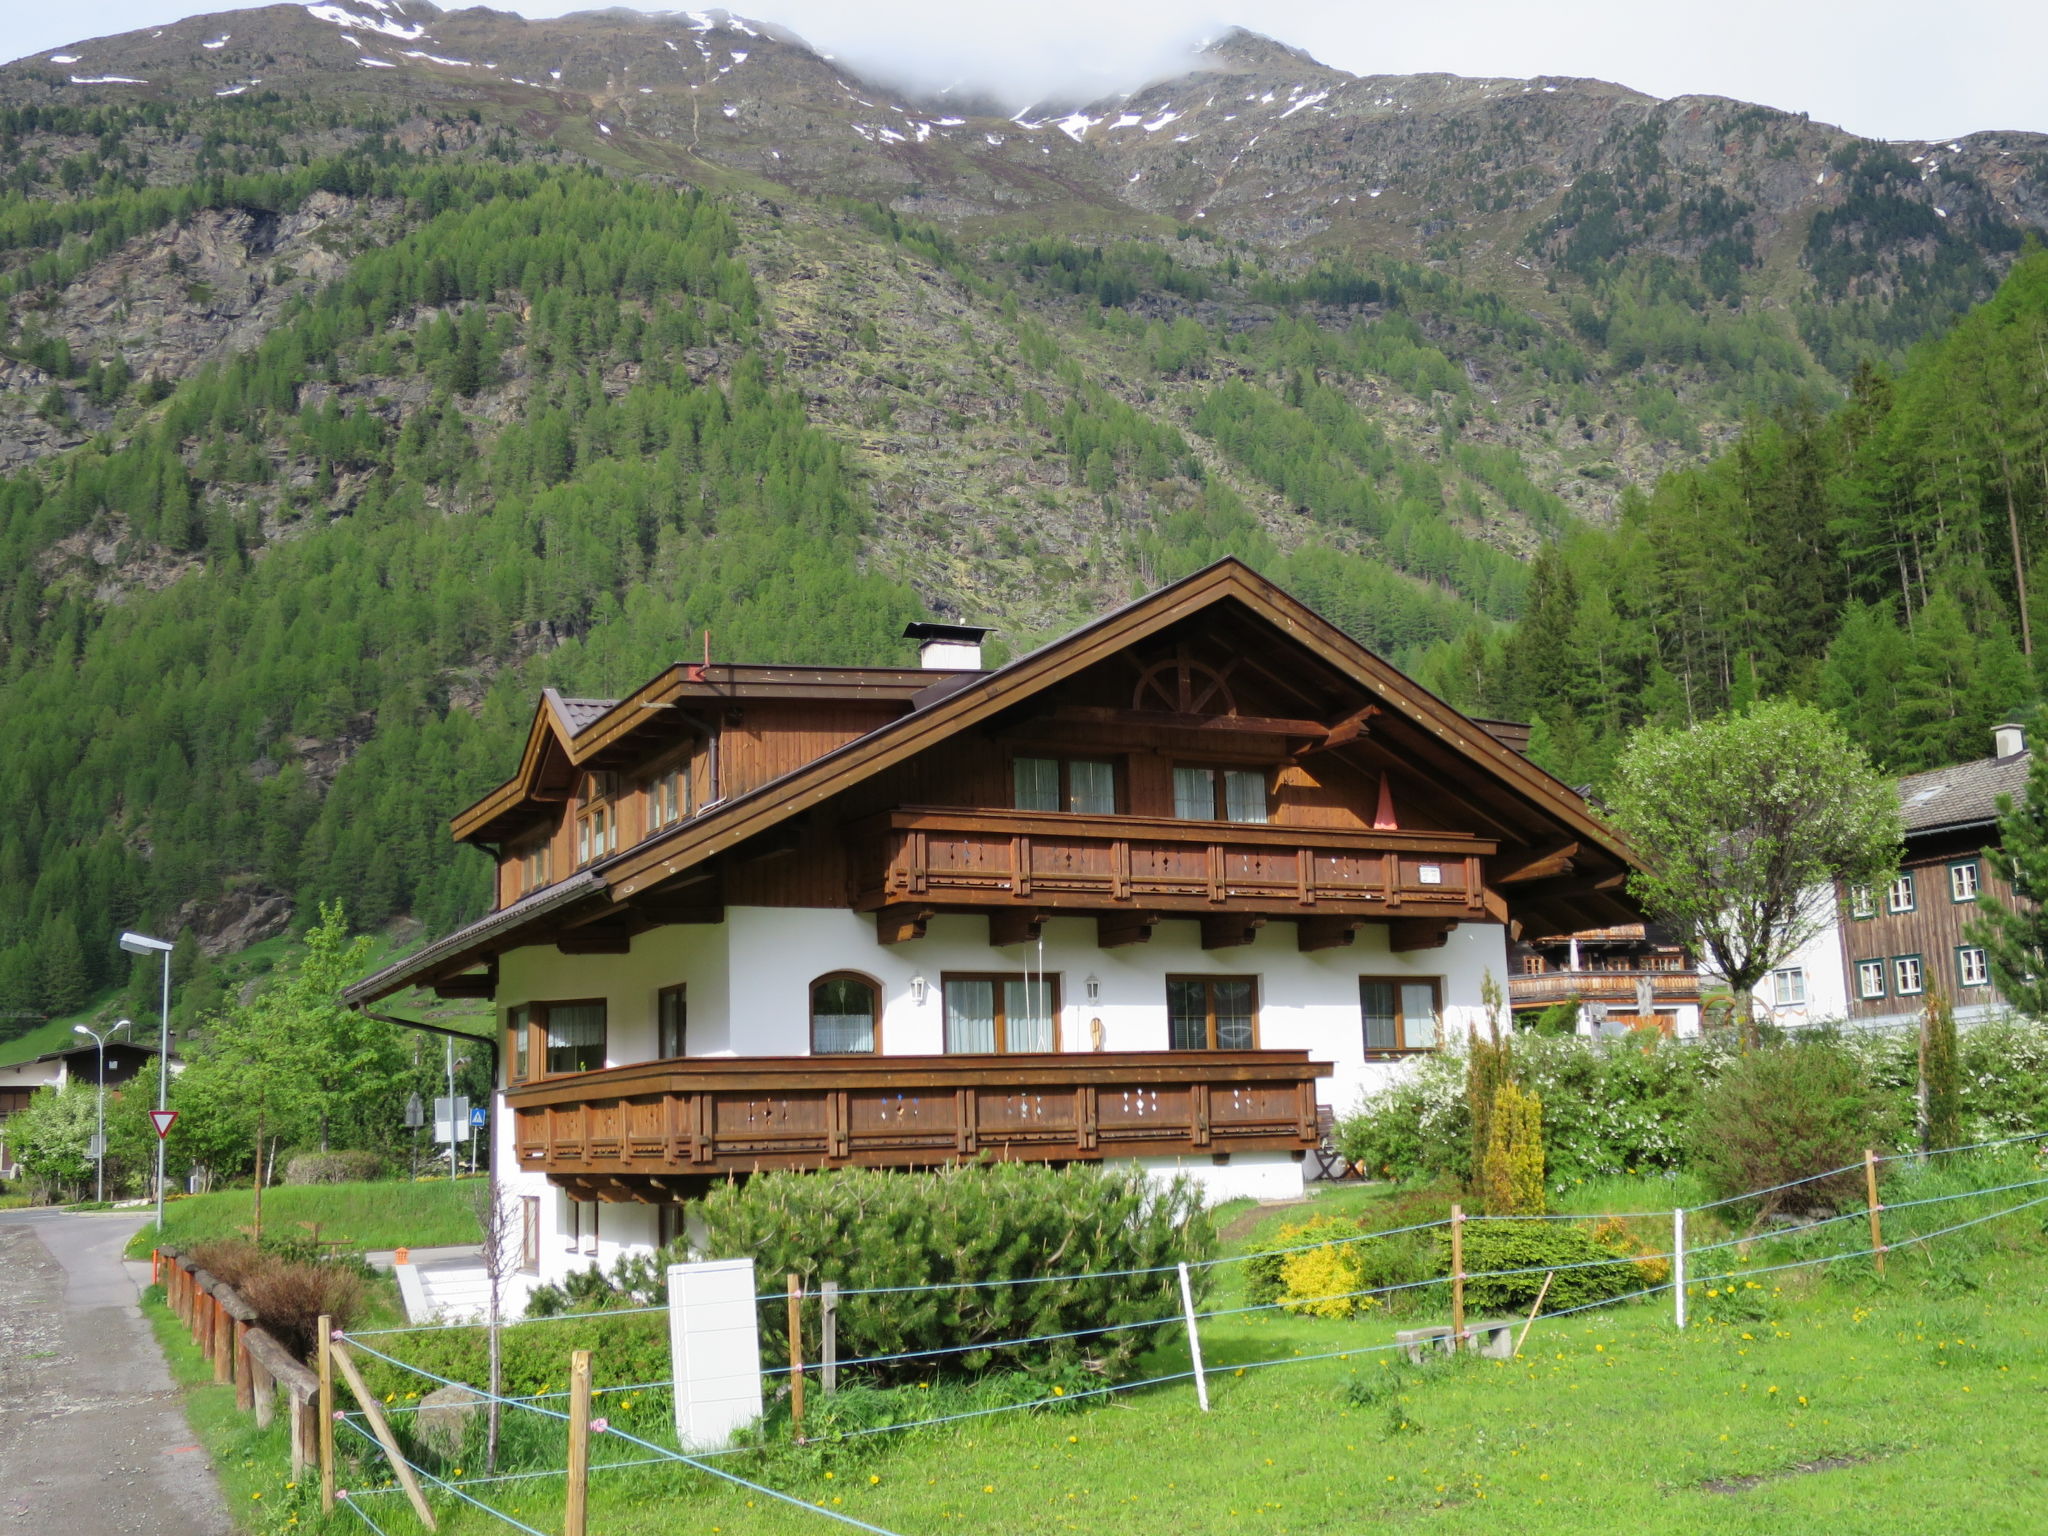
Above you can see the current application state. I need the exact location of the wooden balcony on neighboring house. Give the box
[506,1050,1333,1201]
[1509,968,1705,1009]
[851,807,1505,951]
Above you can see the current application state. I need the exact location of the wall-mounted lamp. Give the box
[1084,974,1101,1003]
[910,975,928,1005]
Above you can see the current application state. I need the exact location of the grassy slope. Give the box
[125,1178,483,1260]
[250,1158,2048,1536]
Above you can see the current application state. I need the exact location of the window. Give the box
[1848,885,1876,919]
[520,1196,541,1273]
[507,1005,532,1083]
[657,1203,685,1250]
[1958,946,1990,989]
[1012,755,1117,815]
[658,984,687,1059]
[1950,861,1980,903]
[1855,960,1887,1000]
[1171,765,1269,824]
[576,804,617,866]
[1770,968,1808,1007]
[811,973,879,1054]
[1166,976,1258,1050]
[1359,977,1441,1055]
[1886,873,1916,914]
[566,1197,598,1256]
[507,1001,608,1076]
[576,772,620,867]
[514,840,552,896]
[942,974,1059,1053]
[648,763,689,832]
[1893,955,1924,996]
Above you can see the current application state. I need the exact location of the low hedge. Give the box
[1444,1220,1641,1315]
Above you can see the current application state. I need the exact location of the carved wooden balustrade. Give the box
[853,807,1501,931]
[507,1050,1332,1200]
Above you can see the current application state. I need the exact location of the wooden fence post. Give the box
[1450,1204,1466,1345]
[565,1348,592,1536]
[787,1273,805,1440]
[317,1314,335,1515]
[234,1319,253,1411]
[820,1280,839,1396]
[1865,1148,1886,1276]
[328,1339,437,1531]
[212,1294,232,1386]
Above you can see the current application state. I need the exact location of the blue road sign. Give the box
[469,1106,488,1128]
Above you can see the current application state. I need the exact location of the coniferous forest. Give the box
[0,16,2044,1034]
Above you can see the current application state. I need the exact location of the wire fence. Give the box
[319,1133,2048,1535]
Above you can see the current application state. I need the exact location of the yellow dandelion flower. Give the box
[870,1475,881,1485]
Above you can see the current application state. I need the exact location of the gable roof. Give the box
[347,559,1641,1004]
[1897,747,2031,836]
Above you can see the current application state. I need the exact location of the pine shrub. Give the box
[684,1163,1214,1382]
[1919,992,1962,1153]
[1689,1035,1887,1218]
[1445,1221,1639,1315]
[1480,1081,1546,1216]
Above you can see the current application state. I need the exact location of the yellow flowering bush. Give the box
[1272,1217,1377,1319]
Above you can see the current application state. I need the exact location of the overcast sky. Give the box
[8,1,2044,143]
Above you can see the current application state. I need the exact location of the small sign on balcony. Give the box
[1417,864,1443,885]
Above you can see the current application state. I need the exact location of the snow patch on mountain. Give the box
[305,4,427,42]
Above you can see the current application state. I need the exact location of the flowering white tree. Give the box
[1606,699,1901,1046]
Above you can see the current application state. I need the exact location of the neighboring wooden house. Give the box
[344,560,1642,1297]
[1508,924,1701,1034]
[1828,724,2029,1028]
[0,1040,169,1179]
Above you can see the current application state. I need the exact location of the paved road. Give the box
[0,1208,229,1534]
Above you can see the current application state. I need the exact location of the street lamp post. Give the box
[119,931,175,1231]
[72,1018,128,1204]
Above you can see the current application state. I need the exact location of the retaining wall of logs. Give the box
[153,1245,322,1473]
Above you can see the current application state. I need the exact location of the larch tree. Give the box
[1606,699,1902,1046]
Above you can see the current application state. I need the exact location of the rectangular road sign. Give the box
[433,1095,470,1144]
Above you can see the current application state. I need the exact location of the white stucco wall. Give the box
[490,906,1511,1296]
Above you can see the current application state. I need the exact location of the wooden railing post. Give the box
[317,1315,334,1515]
[565,1349,592,1536]
[820,1280,839,1396]
[234,1320,252,1410]
[787,1273,806,1440]
[1865,1148,1886,1276]
[1450,1204,1466,1345]
[328,1338,437,1531]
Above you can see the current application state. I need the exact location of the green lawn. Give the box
[126,1177,483,1260]
[274,1156,2048,1536]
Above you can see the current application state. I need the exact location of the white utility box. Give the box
[666,1257,764,1452]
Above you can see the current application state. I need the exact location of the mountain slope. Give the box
[0,2,2042,1027]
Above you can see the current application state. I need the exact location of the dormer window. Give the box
[1172,764,1269,824]
[648,762,689,832]
[516,840,552,896]
[576,772,620,867]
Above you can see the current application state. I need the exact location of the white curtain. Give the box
[1068,760,1115,815]
[1401,983,1439,1048]
[1223,769,1268,824]
[1004,979,1055,1052]
[1013,756,1059,811]
[1173,766,1214,820]
[945,979,997,1053]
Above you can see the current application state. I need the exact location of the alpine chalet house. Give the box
[345,561,1641,1297]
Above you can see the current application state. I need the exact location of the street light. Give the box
[119,930,174,1231]
[73,1018,128,1203]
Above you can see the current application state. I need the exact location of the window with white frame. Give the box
[1893,955,1924,996]
[1848,885,1876,919]
[647,762,689,832]
[1949,861,1980,903]
[1886,873,1916,914]
[1855,960,1886,1000]
[1957,946,1990,988]
[1770,967,1807,1007]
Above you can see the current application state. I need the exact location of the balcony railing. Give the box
[853,807,1498,918]
[506,1050,1332,1197]
[1509,969,1705,1007]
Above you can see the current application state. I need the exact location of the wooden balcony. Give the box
[506,1050,1332,1200]
[853,807,1501,944]
[1509,968,1704,1009]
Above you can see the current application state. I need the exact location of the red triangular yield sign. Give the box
[149,1110,178,1139]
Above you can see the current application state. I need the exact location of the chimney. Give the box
[1994,722,2027,758]
[903,621,993,672]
